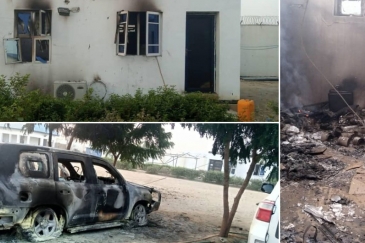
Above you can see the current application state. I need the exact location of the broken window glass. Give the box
[34,38,50,63]
[4,38,22,64]
[116,11,161,56]
[13,10,52,64]
[146,12,161,56]
[19,152,49,178]
[27,161,43,171]
[17,12,32,36]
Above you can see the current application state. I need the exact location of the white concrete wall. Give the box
[241,0,279,16]
[240,25,279,78]
[0,127,52,147]
[0,0,241,100]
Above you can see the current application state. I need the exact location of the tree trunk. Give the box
[66,135,75,150]
[113,154,119,167]
[223,147,260,236]
[219,139,231,237]
[48,129,53,147]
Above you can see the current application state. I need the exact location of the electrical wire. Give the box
[300,0,365,126]
[155,56,166,87]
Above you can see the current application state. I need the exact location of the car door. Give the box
[90,159,129,223]
[54,153,99,226]
[266,184,280,243]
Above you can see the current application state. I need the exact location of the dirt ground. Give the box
[240,79,279,122]
[281,145,365,243]
[0,170,267,243]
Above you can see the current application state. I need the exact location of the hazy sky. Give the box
[163,125,215,155]
[241,0,279,16]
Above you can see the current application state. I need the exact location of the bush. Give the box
[159,166,172,175]
[229,176,244,186]
[171,167,200,179]
[116,161,134,170]
[247,179,264,192]
[146,166,160,174]
[203,171,224,184]
[0,74,237,122]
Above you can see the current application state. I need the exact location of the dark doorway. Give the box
[185,14,215,92]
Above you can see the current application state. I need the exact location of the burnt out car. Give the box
[0,143,161,242]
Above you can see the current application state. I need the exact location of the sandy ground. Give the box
[0,170,267,243]
[240,80,279,122]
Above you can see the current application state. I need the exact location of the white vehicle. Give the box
[248,182,280,243]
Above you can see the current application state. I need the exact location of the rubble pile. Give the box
[280,105,365,243]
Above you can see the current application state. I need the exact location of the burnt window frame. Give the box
[116,10,162,57]
[8,9,52,64]
[91,159,125,186]
[334,0,364,16]
[54,153,92,183]
[19,151,50,179]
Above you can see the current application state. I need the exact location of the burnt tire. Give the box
[131,204,148,226]
[21,207,65,242]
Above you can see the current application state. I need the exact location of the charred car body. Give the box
[0,143,161,242]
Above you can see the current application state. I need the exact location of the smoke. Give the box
[281,0,365,109]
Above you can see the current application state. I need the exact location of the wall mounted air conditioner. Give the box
[54,81,87,100]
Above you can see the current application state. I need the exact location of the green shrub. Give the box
[159,166,172,175]
[116,161,134,170]
[170,167,201,179]
[230,176,244,186]
[185,169,201,180]
[0,74,237,122]
[146,166,160,174]
[247,179,264,192]
[203,171,224,184]
[171,167,188,178]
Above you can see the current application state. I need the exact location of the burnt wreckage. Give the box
[0,143,161,242]
[280,90,365,243]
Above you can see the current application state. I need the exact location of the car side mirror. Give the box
[261,183,274,194]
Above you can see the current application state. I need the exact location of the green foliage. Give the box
[158,166,172,175]
[171,167,201,179]
[229,176,244,186]
[247,179,264,191]
[72,124,173,168]
[146,166,160,174]
[143,164,201,179]
[181,124,279,170]
[267,101,279,114]
[203,171,224,184]
[0,74,236,122]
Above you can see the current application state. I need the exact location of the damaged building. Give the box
[281,0,365,242]
[0,0,240,100]
[281,0,365,108]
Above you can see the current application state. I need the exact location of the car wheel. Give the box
[21,207,65,242]
[131,204,148,226]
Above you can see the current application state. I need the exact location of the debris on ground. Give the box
[280,104,365,243]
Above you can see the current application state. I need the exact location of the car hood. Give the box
[126,181,154,192]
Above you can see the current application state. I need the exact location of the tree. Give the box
[72,124,174,167]
[182,123,278,237]
[22,123,64,147]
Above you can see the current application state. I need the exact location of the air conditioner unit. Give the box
[54,81,87,100]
